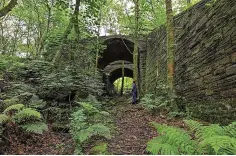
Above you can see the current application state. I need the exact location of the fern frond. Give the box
[78,102,99,114]
[76,124,111,143]
[90,142,108,155]
[77,128,93,143]
[184,120,203,133]
[21,122,48,134]
[196,124,226,140]
[147,137,179,155]
[0,114,9,124]
[90,124,111,139]
[224,122,236,138]
[4,104,24,114]
[199,136,236,154]
[14,108,41,122]
[149,122,196,154]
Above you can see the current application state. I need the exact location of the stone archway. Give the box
[103,60,133,95]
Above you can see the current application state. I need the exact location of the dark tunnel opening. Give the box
[98,38,134,69]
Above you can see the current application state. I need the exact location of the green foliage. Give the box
[76,124,111,143]
[147,122,196,155]
[147,120,236,155]
[3,104,24,114]
[224,122,236,138]
[1,98,20,111]
[70,101,112,154]
[21,122,48,134]
[14,108,41,122]
[90,142,109,155]
[0,114,9,124]
[0,103,48,135]
[142,84,185,114]
[183,119,203,133]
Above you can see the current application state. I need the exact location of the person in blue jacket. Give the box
[132,81,137,104]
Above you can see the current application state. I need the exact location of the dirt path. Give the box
[107,96,185,155]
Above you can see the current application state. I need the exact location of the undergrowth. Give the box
[147,120,236,155]
[69,98,112,154]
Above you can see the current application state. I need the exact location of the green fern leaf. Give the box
[77,128,93,143]
[4,104,24,114]
[199,136,236,154]
[0,114,9,124]
[224,122,236,138]
[14,108,41,122]
[90,142,108,154]
[196,124,226,140]
[149,122,196,154]
[77,124,111,143]
[184,120,203,133]
[90,124,111,139]
[21,122,48,134]
[147,137,179,155]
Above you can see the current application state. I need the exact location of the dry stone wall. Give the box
[144,0,236,124]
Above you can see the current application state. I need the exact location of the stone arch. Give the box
[98,36,135,70]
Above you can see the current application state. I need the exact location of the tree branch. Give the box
[0,0,18,18]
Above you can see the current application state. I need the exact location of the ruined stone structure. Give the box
[97,35,146,94]
[143,0,236,124]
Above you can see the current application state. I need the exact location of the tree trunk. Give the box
[52,0,80,66]
[73,0,81,41]
[165,0,178,111]
[120,61,125,95]
[133,0,139,97]
[165,0,175,93]
[0,0,17,17]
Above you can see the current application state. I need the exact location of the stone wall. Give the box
[144,0,236,124]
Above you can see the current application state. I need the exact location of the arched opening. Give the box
[104,67,133,95]
[114,77,133,94]
[98,38,134,69]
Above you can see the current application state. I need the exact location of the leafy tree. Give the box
[0,0,18,17]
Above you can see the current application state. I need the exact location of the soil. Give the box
[3,126,74,155]
[106,96,185,155]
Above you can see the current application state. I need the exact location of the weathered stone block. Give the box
[214,67,225,75]
[231,52,236,63]
[226,64,236,76]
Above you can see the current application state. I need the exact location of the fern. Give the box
[0,114,9,124]
[90,142,108,155]
[21,122,48,134]
[199,136,236,154]
[224,122,236,138]
[184,120,203,133]
[195,124,226,141]
[148,122,197,154]
[1,98,19,110]
[147,137,179,154]
[78,102,99,114]
[76,124,111,143]
[3,104,24,114]
[90,124,111,139]
[14,108,41,122]
[149,120,236,155]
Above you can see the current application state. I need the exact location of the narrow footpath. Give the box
[107,96,184,155]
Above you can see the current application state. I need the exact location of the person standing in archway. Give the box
[132,81,137,104]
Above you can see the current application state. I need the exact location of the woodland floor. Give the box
[106,95,185,155]
[3,95,185,155]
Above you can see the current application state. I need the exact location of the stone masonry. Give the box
[143,0,236,124]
